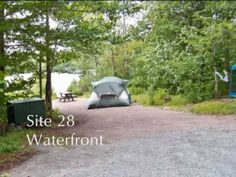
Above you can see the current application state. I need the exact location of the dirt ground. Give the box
[6,98,236,177]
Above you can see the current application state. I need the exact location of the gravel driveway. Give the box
[8,98,236,177]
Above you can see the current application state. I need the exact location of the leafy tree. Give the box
[127,1,236,101]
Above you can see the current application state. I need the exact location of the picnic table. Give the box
[58,92,76,102]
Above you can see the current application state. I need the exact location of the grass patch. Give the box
[133,93,236,115]
[191,100,236,115]
[0,129,35,169]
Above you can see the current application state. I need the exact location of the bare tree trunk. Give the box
[39,53,43,98]
[122,0,128,77]
[214,66,218,99]
[0,7,7,135]
[111,48,116,76]
[45,9,52,114]
[213,42,218,99]
[223,48,230,96]
[0,8,5,99]
[0,8,5,73]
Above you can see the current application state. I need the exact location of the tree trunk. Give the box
[45,9,52,114]
[213,42,218,99]
[0,8,5,101]
[45,65,52,112]
[39,53,43,98]
[223,48,230,96]
[0,7,7,135]
[111,48,116,76]
[0,8,4,72]
[214,66,218,99]
[122,0,128,77]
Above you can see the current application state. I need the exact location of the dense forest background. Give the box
[1,1,236,126]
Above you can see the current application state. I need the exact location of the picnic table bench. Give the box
[58,92,76,102]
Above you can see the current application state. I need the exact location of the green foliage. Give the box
[30,78,57,99]
[0,74,5,101]
[134,92,191,107]
[53,62,80,74]
[0,130,33,153]
[147,88,166,106]
[133,88,169,106]
[168,95,191,106]
[0,105,7,136]
[67,79,83,96]
[132,94,149,105]
[5,76,35,100]
[82,92,91,98]
[0,106,6,124]
[129,86,145,95]
[78,75,94,94]
[125,2,236,102]
[30,78,46,98]
[182,82,214,102]
[47,108,61,122]
[191,100,236,115]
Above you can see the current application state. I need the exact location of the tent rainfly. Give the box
[87,77,131,109]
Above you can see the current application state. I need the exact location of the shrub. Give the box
[78,76,92,94]
[182,82,214,102]
[169,95,191,106]
[53,62,79,74]
[67,79,83,96]
[132,94,149,105]
[129,86,145,95]
[148,88,168,106]
[83,92,91,98]
[133,88,170,106]
[51,108,61,120]
[46,108,61,122]
[5,76,35,100]
[0,130,33,153]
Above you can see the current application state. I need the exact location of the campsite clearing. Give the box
[7,98,236,177]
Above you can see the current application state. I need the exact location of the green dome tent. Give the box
[87,77,131,109]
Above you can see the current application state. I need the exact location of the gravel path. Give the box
[8,98,236,177]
